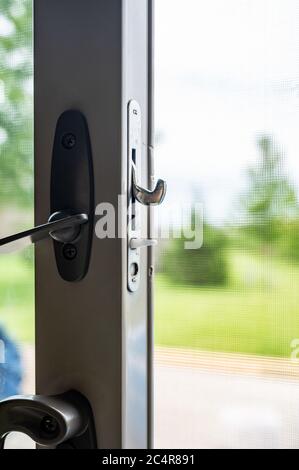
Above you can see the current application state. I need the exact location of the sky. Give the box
[155,0,299,224]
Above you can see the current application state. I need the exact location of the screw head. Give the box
[149,266,154,277]
[40,416,59,436]
[63,244,77,260]
[62,133,76,150]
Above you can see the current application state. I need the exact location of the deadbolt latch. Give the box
[127,100,167,292]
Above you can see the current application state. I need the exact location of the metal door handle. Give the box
[0,391,97,449]
[0,211,88,254]
[132,164,167,206]
[0,110,94,282]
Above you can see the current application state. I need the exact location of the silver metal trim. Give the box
[0,213,87,254]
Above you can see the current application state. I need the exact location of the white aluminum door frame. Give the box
[34,0,153,449]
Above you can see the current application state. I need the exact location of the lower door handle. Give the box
[0,391,97,449]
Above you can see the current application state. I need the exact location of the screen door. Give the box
[0,0,153,449]
[154,0,299,449]
[2,0,299,451]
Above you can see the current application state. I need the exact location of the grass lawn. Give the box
[1,249,299,358]
[155,250,299,357]
[0,253,34,344]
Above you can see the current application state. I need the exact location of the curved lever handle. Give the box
[0,391,96,449]
[0,212,88,254]
[132,165,167,206]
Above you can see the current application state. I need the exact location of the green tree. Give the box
[161,223,228,287]
[240,135,297,249]
[0,0,33,207]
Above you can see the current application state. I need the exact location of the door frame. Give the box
[34,0,153,449]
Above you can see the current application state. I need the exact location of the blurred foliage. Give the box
[0,253,34,343]
[239,135,298,248]
[0,0,33,208]
[279,219,299,263]
[161,134,299,289]
[161,223,228,286]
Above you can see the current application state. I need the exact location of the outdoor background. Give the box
[1,0,299,449]
[154,0,299,448]
[0,0,34,414]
